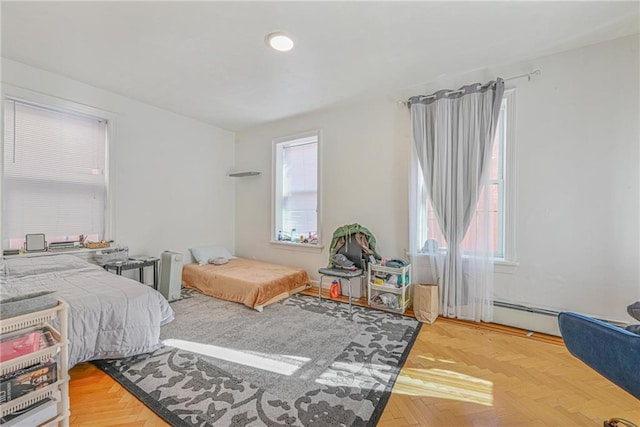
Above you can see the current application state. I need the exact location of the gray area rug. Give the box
[94,290,421,426]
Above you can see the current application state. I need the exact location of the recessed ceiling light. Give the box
[265,32,294,52]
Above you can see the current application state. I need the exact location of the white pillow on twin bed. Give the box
[209,257,229,265]
[189,245,236,265]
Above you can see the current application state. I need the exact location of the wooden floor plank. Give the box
[68,297,640,426]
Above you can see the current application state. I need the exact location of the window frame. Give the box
[500,90,517,266]
[1,84,116,252]
[270,129,323,251]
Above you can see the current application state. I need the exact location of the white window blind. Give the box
[282,141,317,237]
[3,99,107,248]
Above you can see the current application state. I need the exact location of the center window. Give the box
[411,92,514,261]
[272,131,320,245]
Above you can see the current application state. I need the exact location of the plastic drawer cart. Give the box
[367,263,412,314]
[0,302,70,426]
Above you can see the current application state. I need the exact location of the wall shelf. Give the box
[228,171,261,178]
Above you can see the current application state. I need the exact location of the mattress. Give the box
[182,258,310,309]
[1,255,174,367]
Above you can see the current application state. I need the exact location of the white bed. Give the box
[0,254,174,368]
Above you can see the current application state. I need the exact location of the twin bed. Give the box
[0,252,310,367]
[0,255,173,368]
[182,257,310,312]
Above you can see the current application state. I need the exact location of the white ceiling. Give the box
[2,2,638,131]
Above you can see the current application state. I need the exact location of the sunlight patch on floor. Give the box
[162,338,310,376]
[392,367,494,406]
[315,360,393,389]
[417,355,456,364]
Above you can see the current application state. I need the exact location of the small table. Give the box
[103,257,159,290]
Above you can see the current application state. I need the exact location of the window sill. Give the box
[494,260,519,275]
[3,247,106,258]
[269,240,324,253]
[408,251,518,275]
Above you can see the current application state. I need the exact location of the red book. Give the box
[0,329,53,363]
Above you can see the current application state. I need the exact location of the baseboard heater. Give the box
[493,301,559,316]
[493,301,627,337]
[492,300,561,336]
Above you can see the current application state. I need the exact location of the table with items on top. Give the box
[103,256,160,290]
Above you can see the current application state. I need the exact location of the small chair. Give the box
[320,228,377,316]
[318,267,362,316]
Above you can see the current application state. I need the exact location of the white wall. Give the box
[235,100,411,279]
[235,35,639,324]
[495,34,639,323]
[1,59,236,261]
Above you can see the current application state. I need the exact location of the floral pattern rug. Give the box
[94,293,421,426]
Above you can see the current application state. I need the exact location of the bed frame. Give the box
[182,258,311,311]
[253,283,311,312]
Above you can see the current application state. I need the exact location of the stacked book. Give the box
[0,360,58,404]
[0,327,59,425]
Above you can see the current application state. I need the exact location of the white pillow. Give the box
[189,245,236,265]
[209,257,229,265]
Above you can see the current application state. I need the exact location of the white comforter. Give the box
[1,255,174,368]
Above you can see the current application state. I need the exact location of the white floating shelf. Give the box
[228,171,261,178]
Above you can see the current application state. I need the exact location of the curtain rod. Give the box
[402,69,541,106]
[503,69,541,83]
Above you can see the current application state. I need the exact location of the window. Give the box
[411,91,514,261]
[272,131,320,245]
[3,97,109,250]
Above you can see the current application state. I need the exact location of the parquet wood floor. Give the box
[68,291,639,426]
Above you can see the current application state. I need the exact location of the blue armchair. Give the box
[558,311,640,402]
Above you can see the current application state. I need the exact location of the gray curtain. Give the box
[410,79,504,321]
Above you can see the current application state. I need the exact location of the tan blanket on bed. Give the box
[181,258,310,309]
